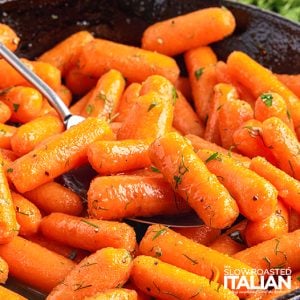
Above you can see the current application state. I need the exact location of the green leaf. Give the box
[148,102,157,112]
[152,228,167,240]
[150,166,160,173]
[13,103,20,112]
[194,68,204,80]
[261,93,273,107]
[85,104,94,115]
[172,87,178,105]
[204,152,221,163]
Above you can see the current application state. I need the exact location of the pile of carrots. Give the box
[0,6,299,300]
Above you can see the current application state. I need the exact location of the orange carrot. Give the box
[0,149,18,167]
[184,46,218,121]
[139,224,256,292]
[0,256,8,283]
[47,247,132,300]
[55,84,72,107]
[12,191,41,237]
[85,289,137,300]
[173,225,221,246]
[70,88,94,115]
[141,7,235,56]
[10,115,64,156]
[0,154,19,244]
[0,286,27,300]
[77,38,180,84]
[125,280,152,300]
[24,181,83,216]
[81,69,125,119]
[87,139,151,175]
[289,209,300,232]
[39,31,94,76]
[197,149,278,221]
[261,117,300,180]
[0,23,19,51]
[8,117,114,193]
[233,229,300,272]
[131,255,238,300]
[37,98,58,118]
[0,236,76,293]
[0,100,11,123]
[149,132,239,229]
[218,98,254,149]
[276,74,300,98]
[40,212,136,253]
[209,220,247,255]
[174,76,192,100]
[250,156,300,214]
[87,175,190,220]
[227,51,300,138]
[244,200,288,246]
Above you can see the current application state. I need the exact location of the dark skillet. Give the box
[0,0,300,299]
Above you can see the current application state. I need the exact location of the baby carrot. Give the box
[244,200,289,246]
[131,255,238,300]
[10,115,64,156]
[87,139,151,175]
[173,225,221,246]
[87,175,190,220]
[233,229,300,272]
[12,191,41,237]
[70,88,94,115]
[0,256,8,283]
[37,98,58,118]
[0,100,11,123]
[184,46,217,121]
[289,209,300,232]
[24,181,83,216]
[141,7,235,56]
[197,149,278,221]
[39,31,94,76]
[40,212,136,253]
[218,98,254,149]
[117,92,173,141]
[8,117,114,193]
[139,224,256,293]
[0,236,76,293]
[47,247,132,300]
[0,23,19,51]
[276,74,300,98]
[55,84,72,107]
[261,117,300,180]
[0,154,19,244]
[209,220,247,255]
[77,38,180,84]
[250,156,300,214]
[85,289,137,300]
[254,92,294,130]
[125,280,152,300]
[149,132,239,228]
[174,76,192,100]
[0,286,27,300]
[227,51,300,137]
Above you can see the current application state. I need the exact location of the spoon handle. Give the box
[0,43,71,122]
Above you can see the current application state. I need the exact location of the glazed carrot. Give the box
[261,117,300,180]
[12,191,41,237]
[174,76,192,100]
[0,149,18,164]
[276,74,300,98]
[173,90,204,136]
[209,220,247,255]
[141,7,235,56]
[149,132,239,228]
[85,289,137,300]
[0,236,76,293]
[0,86,43,123]
[109,122,122,137]
[227,51,300,137]
[8,117,114,193]
[173,225,221,246]
[186,133,251,167]
[81,69,125,119]
[40,212,136,253]
[131,255,238,300]
[244,200,288,247]
[10,115,64,156]
[55,84,72,107]
[233,119,277,164]
[39,31,94,76]
[184,46,218,121]
[77,38,180,84]
[197,149,278,221]
[117,92,173,141]
[24,181,83,216]
[87,175,190,220]
[254,92,294,130]
[37,98,58,118]
[218,98,254,149]
[204,83,238,143]
[47,247,132,300]
[0,154,19,244]
[0,256,8,283]
[0,286,27,300]
[70,88,94,115]
[289,209,300,232]
[233,229,300,272]
[125,280,153,300]
[115,83,141,122]
[139,225,256,292]
[87,139,151,175]
[0,100,11,123]
[250,156,300,214]
[0,23,19,51]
